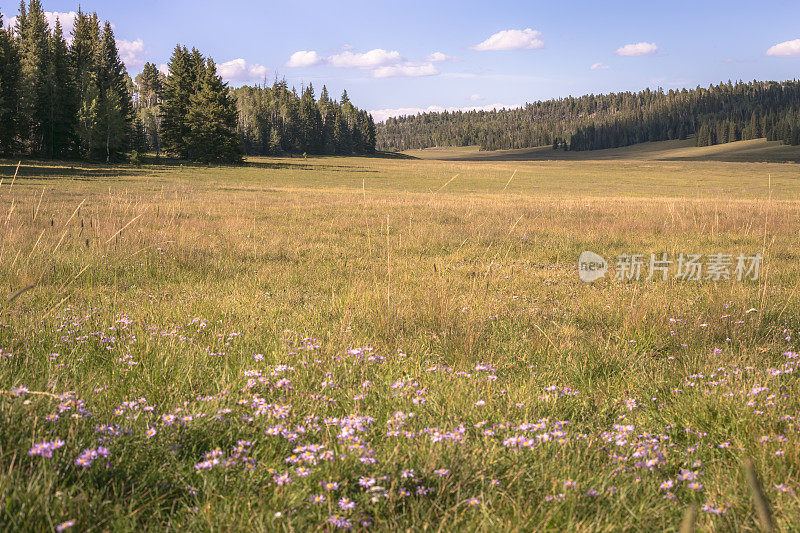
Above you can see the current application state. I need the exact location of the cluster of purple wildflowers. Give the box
[28,439,65,457]
[75,447,110,467]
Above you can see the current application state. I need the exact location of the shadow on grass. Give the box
[144,155,388,171]
[0,160,148,181]
[373,151,418,159]
[0,151,417,180]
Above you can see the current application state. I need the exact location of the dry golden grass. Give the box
[0,154,799,531]
[405,138,800,163]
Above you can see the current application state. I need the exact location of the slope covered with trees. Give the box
[376,80,800,152]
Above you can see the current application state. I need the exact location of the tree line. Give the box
[133,64,377,160]
[0,2,130,161]
[234,83,376,156]
[376,80,800,152]
[0,1,376,163]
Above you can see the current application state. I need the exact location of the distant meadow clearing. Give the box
[1,154,799,531]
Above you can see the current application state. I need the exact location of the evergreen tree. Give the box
[188,48,205,91]
[185,59,241,163]
[750,111,762,139]
[16,0,50,154]
[727,120,737,143]
[363,111,376,154]
[0,8,379,162]
[134,62,163,152]
[142,108,160,152]
[160,46,195,158]
[299,84,322,153]
[93,22,132,161]
[71,8,100,158]
[696,122,710,147]
[131,116,148,153]
[376,79,800,152]
[0,13,21,154]
[333,110,351,154]
[318,85,336,154]
[44,19,76,158]
[136,62,162,108]
[268,127,282,155]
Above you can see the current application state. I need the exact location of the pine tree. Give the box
[696,122,710,147]
[136,62,162,108]
[71,8,100,158]
[160,46,195,158]
[750,111,762,139]
[281,87,301,152]
[131,116,148,153]
[134,62,163,153]
[0,13,21,154]
[188,48,205,91]
[333,110,351,154]
[299,84,322,153]
[44,19,76,158]
[727,120,737,143]
[185,59,241,163]
[142,108,160,152]
[363,111,376,153]
[264,127,278,155]
[93,22,132,161]
[318,85,336,154]
[16,0,50,154]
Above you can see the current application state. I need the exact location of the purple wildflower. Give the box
[28,439,65,458]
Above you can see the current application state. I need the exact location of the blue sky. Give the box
[4,0,800,121]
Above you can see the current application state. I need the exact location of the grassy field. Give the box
[0,152,799,531]
[405,138,800,164]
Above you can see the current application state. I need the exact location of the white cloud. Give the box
[469,94,483,101]
[45,11,77,36]
[4,10,77,41]
[372,62,438,78]
[369,103,520,123]
[284,47,445,77]
[158,64,169,76]
[285,50,325,67]
[328,48,402,68]
[218,58,269,83]
[765,39,800,57]
[471,28,544,51]
[117,38,147,72]
[615,42,658,56]
[590,62,610,70]
[286,48,402,69]
[426,51,453,62]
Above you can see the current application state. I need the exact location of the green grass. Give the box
[0,154,799,531]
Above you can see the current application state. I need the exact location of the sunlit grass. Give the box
[0,155,798,531]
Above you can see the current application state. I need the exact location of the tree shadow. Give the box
[373,151,418,159]
[0,160,149,181]
[0,151,417,180]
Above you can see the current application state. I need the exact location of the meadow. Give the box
[1,143,800,531]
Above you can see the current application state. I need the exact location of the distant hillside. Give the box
[404,138,800,163]
[377,80,800,153]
